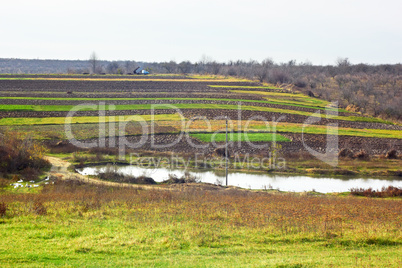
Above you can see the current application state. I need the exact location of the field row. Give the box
[0,97,343,112]
[0,79,261,92]
[0,103,390,125]
[2,116,401,139]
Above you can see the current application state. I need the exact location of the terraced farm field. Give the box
[1,74,401,155]
[1,74,401,267]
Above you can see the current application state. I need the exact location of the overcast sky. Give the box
[1,0,401,65]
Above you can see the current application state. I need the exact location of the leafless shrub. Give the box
[97,166,156,185]
[21,167,41,181]
[162,171,200,184]
[338,148,354,158]
[294,78,308,88]
[214,148,230,157]
[33,201,47,215]
[350,186,402,198]
[0,178,10,188]
[354,150,369,160]
[0,132,50,175]
[89,147,118,156]
[0,202,7,218]
[385,149,398,159]
[72,152,88,163]
[269,69,289,84]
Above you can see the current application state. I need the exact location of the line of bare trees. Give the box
[145,57,401,121]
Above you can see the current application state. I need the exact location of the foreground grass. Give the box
[0,181,401,267]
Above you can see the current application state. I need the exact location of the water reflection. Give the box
[77,165,402,193]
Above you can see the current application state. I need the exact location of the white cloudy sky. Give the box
[1,0,401,64]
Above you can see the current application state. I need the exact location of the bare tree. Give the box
[89,52,99,74]
[253,64,268,82]
[124,61,136,74]
[336,57,351,67]
[178,61,192,74]
[162,61,177,73]
[106,62,120,74]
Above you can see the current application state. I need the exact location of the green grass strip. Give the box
[0,103,393,124]
[231,90,308,98]
[2,120,400,139]
[230,90,330,107]
[190,132,291,142]
[0,97,339,111]
[260,123,402,139]
[0,114,182,126]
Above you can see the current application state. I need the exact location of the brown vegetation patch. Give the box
[386,149,399,159]
[0,132,50,177]
[0,202,7,218]
[350,186,402,198]
[354,150,370,160]
[338,148,354,158]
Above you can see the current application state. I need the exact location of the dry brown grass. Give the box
[0,202,7,218]
[1,179,401,240]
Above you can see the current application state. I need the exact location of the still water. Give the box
[77,165,402,193]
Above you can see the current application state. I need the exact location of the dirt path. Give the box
[44,156,165,190]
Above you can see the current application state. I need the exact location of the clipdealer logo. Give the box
[302,101,339,167]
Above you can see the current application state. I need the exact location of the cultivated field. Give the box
[0,74,401,175]
[0,74,401,267]
[0,75,400,142]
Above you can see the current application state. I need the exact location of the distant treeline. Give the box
[0,58,401,121]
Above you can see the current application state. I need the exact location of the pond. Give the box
[76,165,402,193]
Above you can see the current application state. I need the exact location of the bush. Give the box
[97,165,156,184]
[88,147,118,156]
[294,79,308,88]
[33,201,47,215]
[269,69,289,84]
[350,186,402,198]
[338,148,354,158]
[0,178,10,188]
[72,152,88,163]
[386,149,398,159]
[162,172,200,184]
[0,202,7,217]
[21,167,41,181]
[354,150,369,160]
[0,132,50,175]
